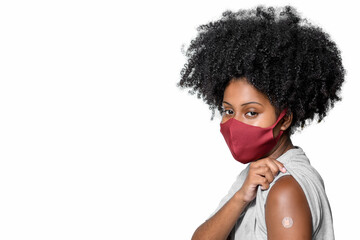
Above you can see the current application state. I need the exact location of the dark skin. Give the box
[192,77,312,240]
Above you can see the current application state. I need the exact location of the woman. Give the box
[177,5,345,240]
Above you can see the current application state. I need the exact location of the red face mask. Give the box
[220,109,287,164]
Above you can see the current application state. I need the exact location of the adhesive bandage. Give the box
[282,217,293,228]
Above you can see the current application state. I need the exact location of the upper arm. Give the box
[265,175,312,240]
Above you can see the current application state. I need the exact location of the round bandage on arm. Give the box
[282,217,293,228]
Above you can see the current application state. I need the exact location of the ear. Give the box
[280,111,293,131]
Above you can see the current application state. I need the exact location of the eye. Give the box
[223,109,234,116]
[245,111,258,118]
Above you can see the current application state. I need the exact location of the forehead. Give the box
[223,78,270,104]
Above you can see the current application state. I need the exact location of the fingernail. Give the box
[281,167,287,173]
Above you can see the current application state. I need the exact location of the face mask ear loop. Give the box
[269,108,288,129]
[269,109,289,143]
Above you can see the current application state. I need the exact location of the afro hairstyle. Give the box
[177,5,346,135]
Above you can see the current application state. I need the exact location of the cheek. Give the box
[221,115,230,124]
[244,114,276,128]
[260,113,278,128]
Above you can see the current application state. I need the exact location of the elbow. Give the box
[191,227,201,240]
[191,227,227,240]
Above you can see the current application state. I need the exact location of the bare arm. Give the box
[265,175,312,240]
[191,190,248,240]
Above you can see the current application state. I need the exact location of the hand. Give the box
[238,157,287,203]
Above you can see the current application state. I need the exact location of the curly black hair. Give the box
[177,5,345,135]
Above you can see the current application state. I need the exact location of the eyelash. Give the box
[246,111,258,117]
[224,109,234,115]
[222,109,258,117]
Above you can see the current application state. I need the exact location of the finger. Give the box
[255,165,275,183]
[254,175,270,190]
[264,158,287,173]
[271,159,287,173]
[255,158,284,176]
[264,159,281,176]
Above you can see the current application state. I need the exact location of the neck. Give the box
[265,133,294,160]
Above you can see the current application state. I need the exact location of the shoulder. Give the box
[267,175,307,205]
[265,175,312,239]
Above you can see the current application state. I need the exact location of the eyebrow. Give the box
[222,101,263,107]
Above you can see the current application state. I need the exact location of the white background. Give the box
[0,0,358,239]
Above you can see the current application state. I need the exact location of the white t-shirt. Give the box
[209,146,335,239]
